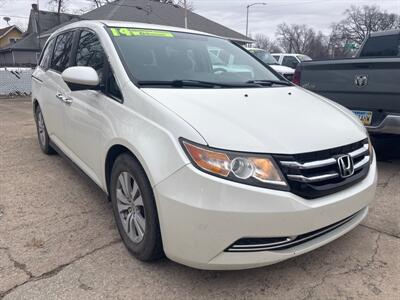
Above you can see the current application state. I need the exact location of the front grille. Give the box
[225,210,359,252]
[283,73,293,81]
[274,139,370,199]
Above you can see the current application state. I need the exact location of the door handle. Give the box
[56,92,73,105]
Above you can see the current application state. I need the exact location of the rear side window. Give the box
[360,34,400,57]
[75,31,105,82]
[51,31,74,72]
[39,38,55,70]
[282,56,298,69]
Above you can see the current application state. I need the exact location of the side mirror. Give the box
[61,66,100,91]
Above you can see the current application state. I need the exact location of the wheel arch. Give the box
[104,143,152,199]
[32,98,39,120]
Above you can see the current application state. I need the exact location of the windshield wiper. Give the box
[246,79,292,86]
[138,80,260,88]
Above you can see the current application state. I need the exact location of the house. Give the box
[0,4,77,66]
[0,25,23,48]
[1,0,251,66]
[39,0,251,44]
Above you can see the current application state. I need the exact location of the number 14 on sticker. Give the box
[110,27,174,38]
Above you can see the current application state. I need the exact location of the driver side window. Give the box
[75,30,105,82]
[74,29,123,101]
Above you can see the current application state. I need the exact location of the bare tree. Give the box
[333,5,400,45]
[156,0,194,11]
[48,0,68,14]
[87,0,110,8]
[253,34,280,52]
[275,23,329,59]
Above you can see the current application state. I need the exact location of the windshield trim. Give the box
[106,26,292,89]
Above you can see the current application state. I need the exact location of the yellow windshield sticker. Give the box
[110,28,174,38]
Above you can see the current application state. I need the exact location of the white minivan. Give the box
[32,21,377,270]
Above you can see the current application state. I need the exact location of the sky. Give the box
[0,0,399,37]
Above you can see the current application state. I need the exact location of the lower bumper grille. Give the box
[225,211,359,252]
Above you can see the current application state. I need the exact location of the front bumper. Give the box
[154,154,377,270]
[367,114,400,135]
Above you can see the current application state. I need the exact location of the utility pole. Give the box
[246,2,266,37]
[184,0,188,28]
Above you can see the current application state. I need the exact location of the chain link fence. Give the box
[0,68,33,96]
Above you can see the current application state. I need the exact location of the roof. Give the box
[0,25,23,39]
[26,9,78,35]
[0,33,40,52]
[44,0,251,43]
[1,9,78,52]
[57,20,220,37]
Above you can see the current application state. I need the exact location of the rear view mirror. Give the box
[62,66,100,91]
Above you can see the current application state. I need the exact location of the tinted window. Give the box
[250,50,279,65]
[75,31,105,81]
[106,72,123,100]
[297,55,312,61]
[51,32,74,72]
[360,34,400,57]
[39,38,55,70]
[272,55,280,61]
[108,27,280,85]
[282,56,298,68]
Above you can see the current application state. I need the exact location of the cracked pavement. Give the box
[1,98,399,299]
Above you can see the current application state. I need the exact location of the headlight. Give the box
[181,139,288,190]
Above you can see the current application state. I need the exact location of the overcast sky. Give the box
[0,0,399,37]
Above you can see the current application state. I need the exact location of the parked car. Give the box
[294,29,400,135]
[272,53,312,69]
[208,48,254,76]
[246,47,295,81]
[32,20,377,270]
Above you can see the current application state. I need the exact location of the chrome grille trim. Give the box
[280,143,368,170]
[280,143,370,184]
[231,237,297,249]
[354,155,370,170]
[287,172,339,183]
[349,144,369,158]
[280,157,336,169]
[226,211,359,252]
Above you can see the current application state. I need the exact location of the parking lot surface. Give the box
[0,98,399,299]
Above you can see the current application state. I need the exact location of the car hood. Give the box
[143,86,366,154]
[270,65,295,74]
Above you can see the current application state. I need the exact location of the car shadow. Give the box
[371,135,400,162]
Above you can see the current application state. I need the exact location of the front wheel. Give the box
[110,153,164,261]
[34,105,55,155]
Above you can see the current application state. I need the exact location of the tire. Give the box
[110,153,164,261]
[34,105,56,155]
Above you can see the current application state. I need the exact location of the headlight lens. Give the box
[181,139,288,189]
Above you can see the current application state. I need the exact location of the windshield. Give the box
[297,55,312,62]
[108,27,281,87]
[249,49,279,65]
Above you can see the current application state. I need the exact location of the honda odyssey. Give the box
[32,21,377,270]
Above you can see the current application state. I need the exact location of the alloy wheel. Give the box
[116,171,146,243]
[37,110,46,146]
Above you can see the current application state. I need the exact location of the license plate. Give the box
[352,110,373,126]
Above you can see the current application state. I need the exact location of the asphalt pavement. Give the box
[0,98,399,299]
